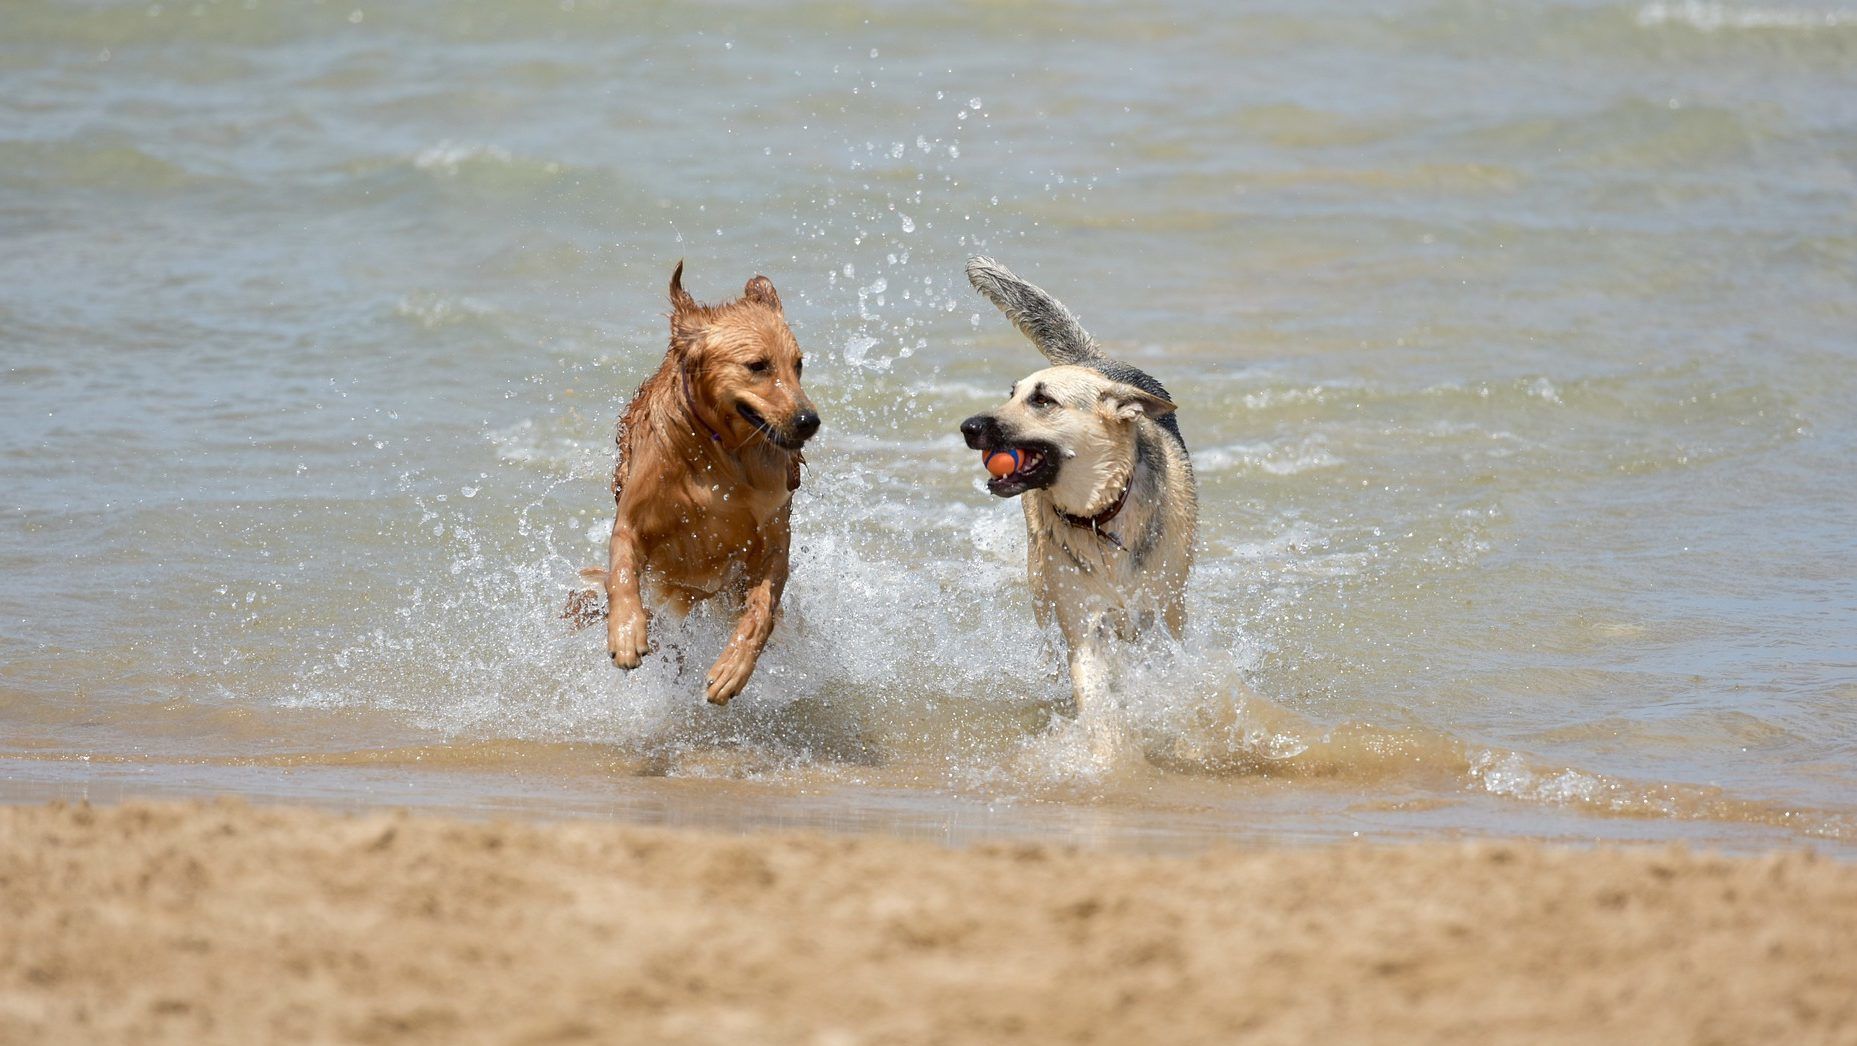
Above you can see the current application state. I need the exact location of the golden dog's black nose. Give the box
[793,409,820,441]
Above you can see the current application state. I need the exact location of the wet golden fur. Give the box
[575,262,817,704]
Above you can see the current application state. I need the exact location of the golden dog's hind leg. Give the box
[605,523,653,669]
[561,566,610,631]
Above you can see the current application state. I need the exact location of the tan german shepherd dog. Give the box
[958,258,1197,724]
[569,261,819,704]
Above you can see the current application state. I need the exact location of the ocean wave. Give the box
[1452,96,1783,169]
[412,140,528,176]
[394,291,503,330]
[1468,748,1851,839]
[0,139,205,194]
[1636,0,1857,31]
[1195,436,1343,476]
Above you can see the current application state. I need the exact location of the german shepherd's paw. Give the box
[607,607,652,669]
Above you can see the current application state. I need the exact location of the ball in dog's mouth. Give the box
[985,447,1037,478]
[980,445,1054,497]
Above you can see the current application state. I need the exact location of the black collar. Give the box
[1056,474,1132,550]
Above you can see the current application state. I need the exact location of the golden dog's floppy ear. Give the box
[669,259,697,317]
[743,274,781,312]
[1100,382,1176,423]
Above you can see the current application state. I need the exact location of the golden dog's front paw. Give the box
[704,642,758,705]
[607,607,651,669]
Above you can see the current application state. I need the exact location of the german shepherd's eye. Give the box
[1028,389,1057,409]
[746,359,771,375]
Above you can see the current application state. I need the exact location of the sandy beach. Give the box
[2,800,1852,1045]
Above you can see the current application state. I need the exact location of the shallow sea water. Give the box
[2,0,1855,854]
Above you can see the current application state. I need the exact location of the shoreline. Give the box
[3,799,1854,1044]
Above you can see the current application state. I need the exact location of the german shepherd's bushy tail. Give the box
[966,256,1186,447]
[965,256,1104,367]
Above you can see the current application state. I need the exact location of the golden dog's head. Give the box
[669,261,819,451]
[960,365,1174,507]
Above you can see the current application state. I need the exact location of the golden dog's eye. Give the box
[794,358,803,377]
[746,359,771,375]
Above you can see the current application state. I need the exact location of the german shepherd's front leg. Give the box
[605,521,652,669]
[704,506,790,705]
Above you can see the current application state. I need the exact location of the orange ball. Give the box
[985,449,1021,478]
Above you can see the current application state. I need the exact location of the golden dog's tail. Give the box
[561,566,608,630]
[966,256,1103,367]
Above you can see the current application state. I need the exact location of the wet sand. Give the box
[3,801,1853,1044]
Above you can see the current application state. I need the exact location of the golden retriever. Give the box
[571,261,819,704]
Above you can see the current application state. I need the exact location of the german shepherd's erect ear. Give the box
[1100,383,1177,423]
